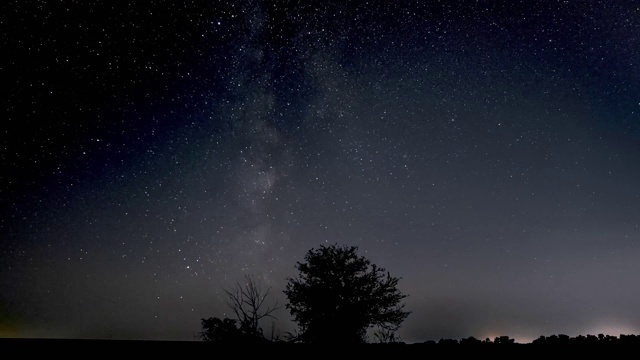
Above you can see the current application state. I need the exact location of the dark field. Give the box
[2,338,638,357]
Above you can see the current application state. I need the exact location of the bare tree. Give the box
[224,274,282,339]
[373,328,402,344]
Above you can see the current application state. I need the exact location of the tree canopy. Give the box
[283,244,410,343]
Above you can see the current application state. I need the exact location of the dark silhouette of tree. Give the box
[493,335,516,345]
[459,336,482,347]
[200,274,281,343]
[200,317,242,343]
[373,327,403,344]
[283,243,410,344]
[224,274,281,339]
[437,338,459,347]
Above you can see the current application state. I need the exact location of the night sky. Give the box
[2,1,639,343]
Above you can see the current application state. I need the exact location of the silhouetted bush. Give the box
[284,244,410,344]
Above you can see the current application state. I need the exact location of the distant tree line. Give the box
[417,333,640,347]
[348,334,640,356]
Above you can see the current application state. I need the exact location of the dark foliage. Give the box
[200,317,243,343]
[199,316,272,344]
[284,244,410,343]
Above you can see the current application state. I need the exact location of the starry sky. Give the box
[2,0,640,344]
